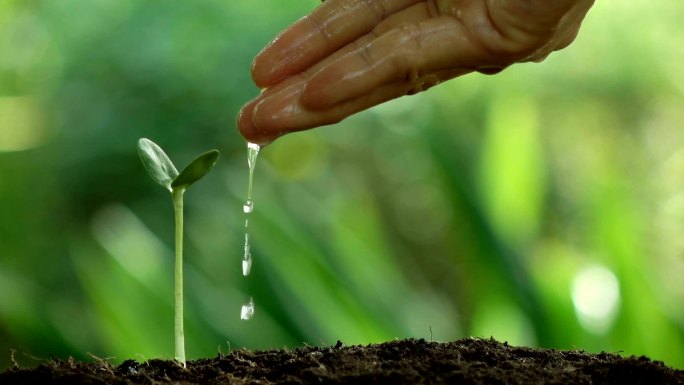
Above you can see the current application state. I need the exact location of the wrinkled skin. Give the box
[238,0,595,145]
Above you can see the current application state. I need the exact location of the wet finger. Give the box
[252,0,422,88]
[301,15,489,110]
[245,66,471,143]
[251,81,408,142]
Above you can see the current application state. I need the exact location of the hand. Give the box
[238,0,594,144]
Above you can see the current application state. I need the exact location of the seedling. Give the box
[137,138,219,367]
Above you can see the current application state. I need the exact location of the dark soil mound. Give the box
[2,338,682,384]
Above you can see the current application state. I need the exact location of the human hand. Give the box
[238,0,594,144]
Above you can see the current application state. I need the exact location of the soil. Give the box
[1,338,682,384]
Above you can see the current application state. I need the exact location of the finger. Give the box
[237,73,309,145]
[238,4,416,141]
[239,67,471,144]
[252,0,422,88]
[248,81,409,143]
[301,15,490,110]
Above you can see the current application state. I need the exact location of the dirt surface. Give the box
[2,338,683,384]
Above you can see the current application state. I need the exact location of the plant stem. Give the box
[172,187,186,367]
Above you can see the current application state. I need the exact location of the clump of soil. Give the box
[2,338,682,384]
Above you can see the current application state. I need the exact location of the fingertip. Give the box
[236,92,292,146]
[237,98,268,144]
[251,45,279,88]
[252,13,336,88]
[251,21,310,88]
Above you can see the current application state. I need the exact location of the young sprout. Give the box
[137,138,219,367]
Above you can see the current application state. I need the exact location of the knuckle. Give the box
[394,24,423,71]
[477,28,545,64]
[306,13,333,44]
[361,0,387,24]
[459,2,554,65]
[358,44,376,68]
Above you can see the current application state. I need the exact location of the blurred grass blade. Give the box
[171,150,219,189]
[137,138,179,192]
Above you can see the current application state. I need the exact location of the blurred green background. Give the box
[2,0,684,370]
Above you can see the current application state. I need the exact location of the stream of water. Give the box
[240,142,260,320]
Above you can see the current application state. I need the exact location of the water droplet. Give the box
[247,142,260,170]
[243,199,253,214]
[240,298,255,320]
[242,259,252,276]
[243,233,252,276]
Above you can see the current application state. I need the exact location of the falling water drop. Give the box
[243,233,252,276]
[242,258,252,277]
[243,199,253,214]
[240,297,255,320]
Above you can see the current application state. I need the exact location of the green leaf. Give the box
[171,150,219,189]
[137,138,179,192]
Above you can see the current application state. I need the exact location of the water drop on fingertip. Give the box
[247,142,260,169]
